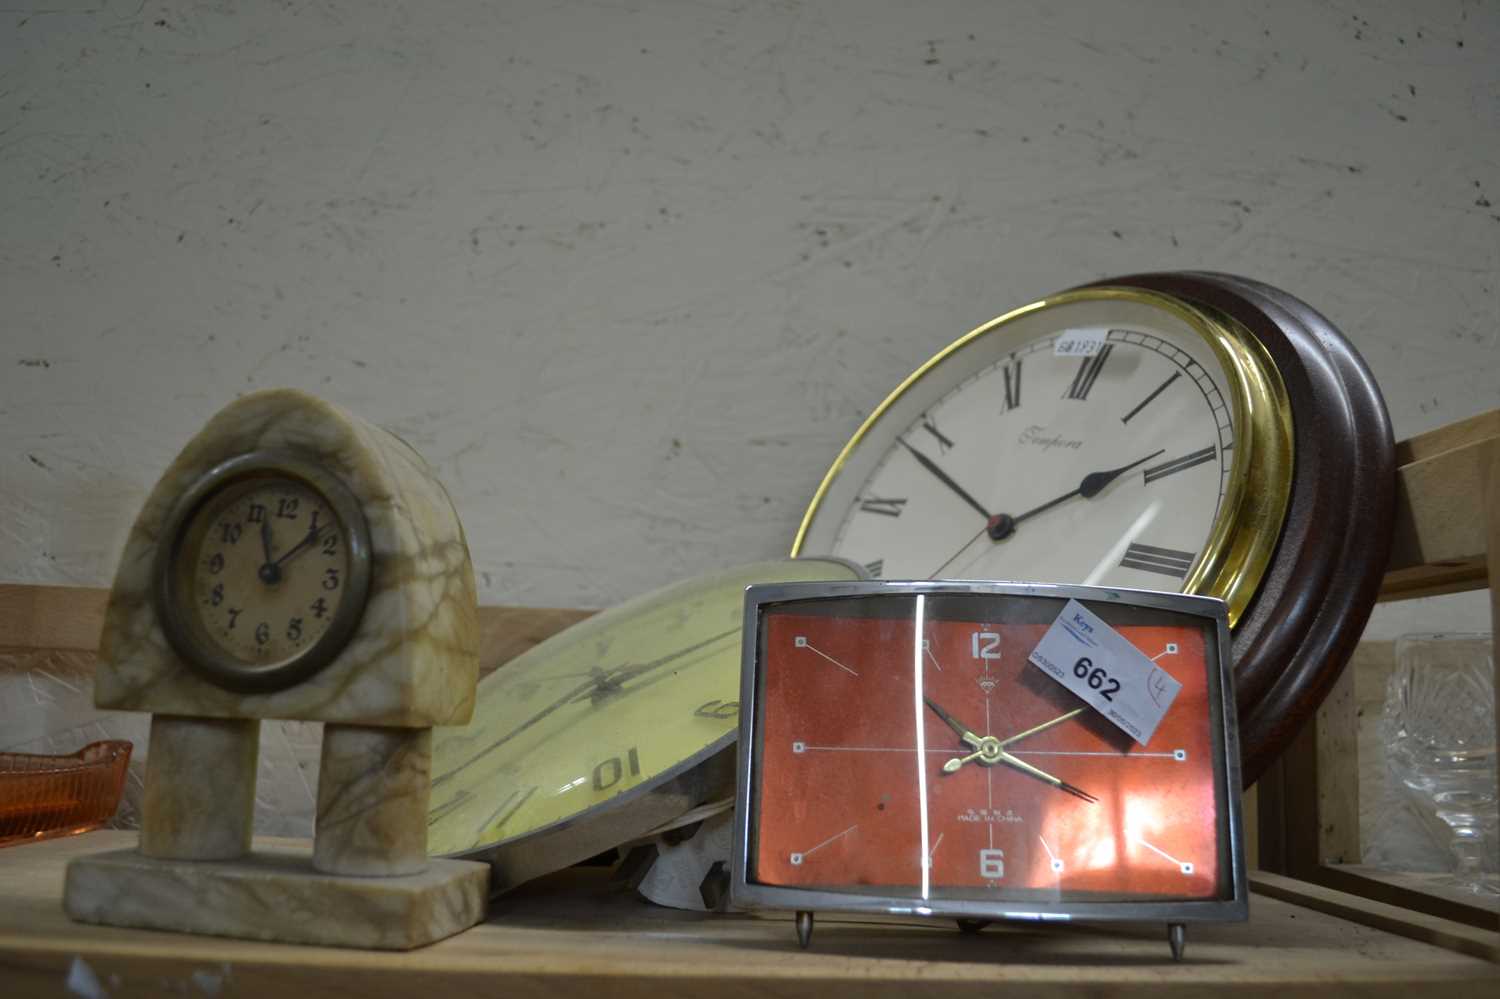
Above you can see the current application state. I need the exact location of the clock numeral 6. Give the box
[970,631,1000,661]
[591,746,642,791]
[254,621,270,645]
[1073,657,1123,701]
[979,848,1005,879]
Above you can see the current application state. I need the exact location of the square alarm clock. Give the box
[730,580,1246,960]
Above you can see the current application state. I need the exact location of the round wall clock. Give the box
[153,451,373,694]
[791,273,1394,781]
[427,556,864,892]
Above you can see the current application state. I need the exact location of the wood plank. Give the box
[0,585,108,653]
[1315,662,1360,865]
[0,832,1495,998]
[1379,410,1498,601]
[1317,865,1499,932]
[1394,409,1500,466]
[0,583,594,674]
[1385,438,1492,575]
[1250,870,1500,963]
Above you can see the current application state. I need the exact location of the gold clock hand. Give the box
[942,747,985,773]
[994,750,1098,803]
[996,707,1087,749]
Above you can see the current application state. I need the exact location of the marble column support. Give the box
[313,724,430,876]
[140,715,259,861]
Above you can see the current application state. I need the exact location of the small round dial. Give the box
[154,452,372,693]
[184,478,349,662]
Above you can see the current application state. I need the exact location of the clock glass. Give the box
[792,288,1291,625]
[427,557,865,892]
[182,477,349,662]
[154,452,373,693]
[733,581,1245,921]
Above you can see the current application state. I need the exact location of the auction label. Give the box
[1053,327,1109,357]
[1027,599,1181,746]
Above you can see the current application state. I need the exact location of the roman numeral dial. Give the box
[805,308,1239,600]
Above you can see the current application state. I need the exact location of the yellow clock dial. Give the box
[182,477,351,663]
[428,557,864,882]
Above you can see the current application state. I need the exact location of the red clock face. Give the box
[749,596,1229,903]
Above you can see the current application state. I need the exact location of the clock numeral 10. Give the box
[592,746,641,791]
[979,847,1005,879]
[970,631,1000,661]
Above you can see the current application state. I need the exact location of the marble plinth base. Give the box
[64,847,488,950]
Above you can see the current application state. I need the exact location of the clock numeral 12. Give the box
[1063,344,1112,401]
[970,631,1000,660]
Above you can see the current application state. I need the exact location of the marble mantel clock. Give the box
[63,388,488,950]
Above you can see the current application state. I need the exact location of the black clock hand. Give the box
[928,525,988,579]
[273,521,334,568]
[896,438,992,521]
[923,697,982,747]
[986,449,1165,540]
[256,518,281,584]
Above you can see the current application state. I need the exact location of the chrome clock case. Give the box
[730,580,1246,959]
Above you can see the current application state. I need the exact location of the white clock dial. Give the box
[796,293,1251,592]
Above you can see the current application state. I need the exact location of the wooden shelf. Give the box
[0,832,1495,997]
[1257,408,1500,933]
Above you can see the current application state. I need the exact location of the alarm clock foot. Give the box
[795,910,814,949]
[956,918,991,934]
[1167,922,1186,961]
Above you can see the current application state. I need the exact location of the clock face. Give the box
[180,476,350,663]
[794,289,1291,624]
[738,586,1240,914]
[154,453,373,693]
[427,557,864,885]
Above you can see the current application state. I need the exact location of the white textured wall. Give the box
[3,1,1498,622]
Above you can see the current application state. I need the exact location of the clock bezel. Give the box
[788,286,1294,628]
[152,450,373,694]
[730,579,1248,924]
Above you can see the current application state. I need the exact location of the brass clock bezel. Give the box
[152,450,374,694]
[789,286,1295,627]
